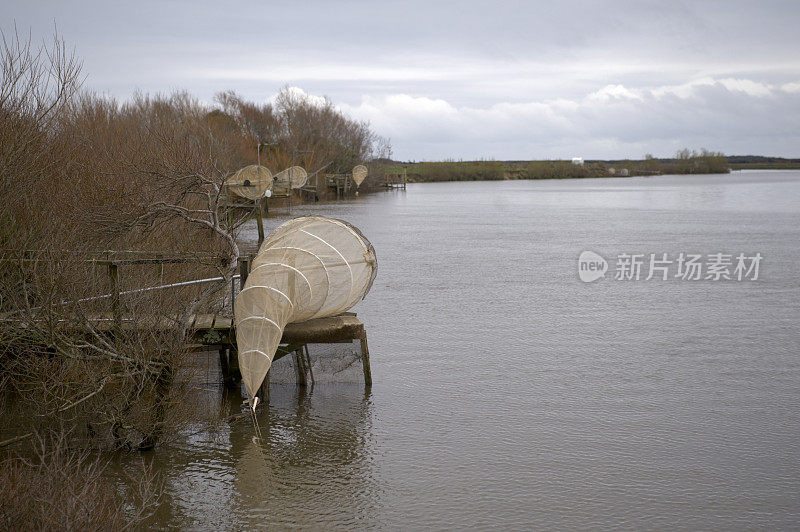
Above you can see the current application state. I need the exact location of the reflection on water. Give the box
[233,386,376,529]
[147,386,376,529]
[141,171,800,529]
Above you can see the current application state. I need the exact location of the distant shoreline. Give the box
[373,154,800,184]
[377,154,726,183]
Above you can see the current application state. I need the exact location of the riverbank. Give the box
[727,155,800,170]
[376,152,730,183]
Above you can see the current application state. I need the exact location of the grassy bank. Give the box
[727,155,800,170]
[377,151,730,183]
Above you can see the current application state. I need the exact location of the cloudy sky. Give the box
[3,0,799,160]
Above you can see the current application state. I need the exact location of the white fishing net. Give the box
[274,166,309,189]
[226,165,274,200]
[234,216,377,402]
[352,165,368,187]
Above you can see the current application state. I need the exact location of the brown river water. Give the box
[131,170,800,529]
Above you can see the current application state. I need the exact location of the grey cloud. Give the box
[340,81,800,159]
[2,0,799,158]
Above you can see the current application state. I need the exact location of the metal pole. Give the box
[289,149,294,215]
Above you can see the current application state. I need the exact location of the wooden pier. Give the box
[195,312,372,388]
[299,173,320,202]
[2,252,373,390]
[327,173,352,198]
[384,167,407,190]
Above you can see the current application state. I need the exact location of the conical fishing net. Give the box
[352,165,368,187]
[234,216,377,401]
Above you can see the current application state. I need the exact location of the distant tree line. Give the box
[726,155,800,169]
[384,149,730,182]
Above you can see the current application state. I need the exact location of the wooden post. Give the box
[360,335,372,387]
[304,344,315,386]
[256,202,265,246]
[294,347,307,386]
[230,347,240,381]
[108,262,121,334]
[239,257,250,290]
[219,347,231,384]
[219,346,242,388]
[219,346,241,387]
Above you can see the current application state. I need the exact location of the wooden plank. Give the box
[281,315,364,343]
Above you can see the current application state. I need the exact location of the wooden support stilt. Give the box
[219,346,241,388]
[360,335,372,387]
[229,347,241,382]
[256,202,265,246]
[218,346,241,388]
[239,257,250,290]
[219,347,231,385]
[304,344,314,386]
[294,347,307,386]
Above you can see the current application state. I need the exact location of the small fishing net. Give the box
[351,165,368,187]
[273,166,309,194]
[226,165,273,200]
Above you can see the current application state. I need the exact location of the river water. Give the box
[146,170,800,529]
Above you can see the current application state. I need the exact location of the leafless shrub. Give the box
[214,88,390,195]
[1,26,387,456]
[1,30,230,453]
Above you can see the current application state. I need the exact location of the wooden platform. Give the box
[4,311,372,387]
[59,313,364,343]
[189,313,366,345]
[209,313,371,388]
